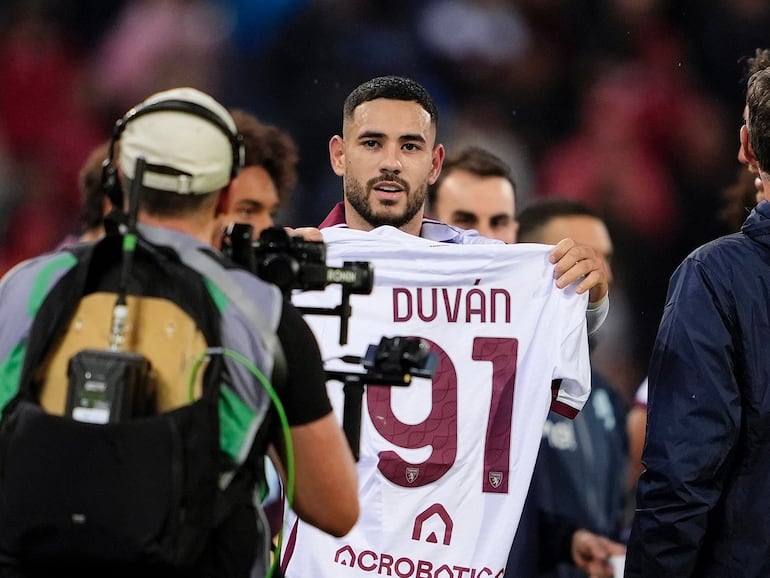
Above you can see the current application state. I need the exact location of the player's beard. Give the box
[345,174,426,229]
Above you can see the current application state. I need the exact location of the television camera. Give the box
[222,223,372,345]
[222,224,438,458]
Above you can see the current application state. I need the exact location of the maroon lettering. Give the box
[395,557,416,578]
[334,543,507,578]
[490,289,511,323]
[442,288,462,322]
[380,553,395,574]
[473,338,517,494]
[416,560,434,578]
[394,288,412,322]
[391,287,512,324]
[335,545,356,566]
[417,288,438,322]
[358,550,378,571]
[465,288,486,322]
[412,503,453,545]
[369,340,457,487]
[367,336,517,492]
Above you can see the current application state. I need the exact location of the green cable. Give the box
[188,347,294,578]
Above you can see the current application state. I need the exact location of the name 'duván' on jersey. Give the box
[392,286,511,324]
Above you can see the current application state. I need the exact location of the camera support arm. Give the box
[325,369,412,461]
[297,286,354,345]
[325,337,438,461]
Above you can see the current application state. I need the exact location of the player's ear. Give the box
[329,135,345,177]
[428,144,445,185]
[742,124,761,171]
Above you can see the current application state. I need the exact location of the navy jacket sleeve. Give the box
[625,256,741,576]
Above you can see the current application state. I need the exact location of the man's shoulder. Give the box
[678,232,765,292]
[688,232,755,265]
[0,250,79,293]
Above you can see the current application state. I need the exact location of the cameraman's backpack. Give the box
[0,233,276,578]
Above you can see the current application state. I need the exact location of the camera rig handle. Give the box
[296,285,353,345]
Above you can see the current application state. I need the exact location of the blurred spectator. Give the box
[90,0,232,116]
[440,97,536,205]
[418,0,532,81]
[0,1,105,274]
[537,51,733,397]
[538,68,679,242]
[679,0,770,117]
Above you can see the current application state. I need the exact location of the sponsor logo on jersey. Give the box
[412,504,452,545]
[333,544,504,577]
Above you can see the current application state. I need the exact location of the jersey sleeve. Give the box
[549,286,591,419]
[586,293,609,335]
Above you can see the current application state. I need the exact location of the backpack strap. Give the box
[14,242,100,405]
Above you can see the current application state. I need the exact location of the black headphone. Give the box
[101,98,245,206]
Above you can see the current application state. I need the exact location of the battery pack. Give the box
[66,349,153,424]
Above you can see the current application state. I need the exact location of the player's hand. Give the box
[549,238,609,304]
[284,226,324,242]
[571,528,626,578]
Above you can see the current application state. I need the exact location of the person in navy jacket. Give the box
[626,66,770,577]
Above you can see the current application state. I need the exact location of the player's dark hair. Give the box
[343,76,438,126]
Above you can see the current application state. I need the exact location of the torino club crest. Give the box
[488,471,503,488]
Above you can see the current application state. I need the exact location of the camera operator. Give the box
[0,87,358,577]
[216,109,317,540]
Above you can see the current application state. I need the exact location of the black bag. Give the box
[0,236,268,577]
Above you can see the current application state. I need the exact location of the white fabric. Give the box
[635,378,649,407]
[283,226,591,577]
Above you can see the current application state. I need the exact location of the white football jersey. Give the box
[282,226,591,578]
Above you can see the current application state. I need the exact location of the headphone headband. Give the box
[102,98,244,205]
